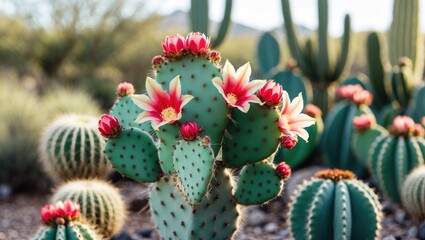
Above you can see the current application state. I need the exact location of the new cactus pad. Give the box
[288,169,382,240]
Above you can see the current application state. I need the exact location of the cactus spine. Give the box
[401,166,425,221]
[50,179,127,238]
[39,114,110,182]
[190,0,232,48]
[281,0,351,115]
[288,169,382,240]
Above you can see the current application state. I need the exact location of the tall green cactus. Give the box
[99,33,310,239]
[388,0,424,82]
[288,169,382,240]
[39,114,110,182]
[281,0,351,115]
[190,0,232,48]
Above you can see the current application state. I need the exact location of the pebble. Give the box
[394,209,407,225]
[418,220,425,239]
[383,236,397,240]
[246,209,267,226]
[0,184,11,201]
[264,222,278,233]
[407,226,418,238]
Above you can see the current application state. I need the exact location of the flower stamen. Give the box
[226,93,238,105]
[161,107,178,122]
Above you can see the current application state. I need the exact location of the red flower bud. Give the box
[180,121,203,141]
[152,55,165,70]
[162,34,185,54]
[257,80,283,107]
[280,134,298,149]
[116,82,135,98]
[208,50,221,64]
[185,32,210,54]
[304,104,322,118]
[391,116,415,136]
[336,85,363,100]
[41,204,57,224]
[98,114,122,138]
[353,114,375,132]
[275,162,291,180]
[352,90,373,106]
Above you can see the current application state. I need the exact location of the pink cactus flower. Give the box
[152,55,165,69]
[41,204,57,224]
[413,124,425,137]
[180,121,203,141]
[275,162,292,180]
[336,84,363,100]
[98,114,122,138]
[131,76,193,130]
[304,104,322,118]
[162,34,185,55]
[185,32,210,54]
[280,134,298,149]
[212,60,266,113]
[392,115,416,135]
[55,200,80,220]
[257,80,283,107]
[116,82,135,98]
[352,90,373,106]
[353,114,375,132]
[279,92,316,142]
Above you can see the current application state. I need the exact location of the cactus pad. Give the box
[157,124,180,175]
[234,161,283,205]
[104,128,162,182]
[110,96,153,133]
[222,104,281,168]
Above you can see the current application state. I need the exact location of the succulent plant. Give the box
[288,169,382,240]
[50,179,126,238]
[99,32,315,239]
[39,114,110,182]
[369,116,425,203]
[33,200,100,240]
[401,166,425,221]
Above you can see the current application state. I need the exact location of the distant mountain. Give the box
[158,10,312,38]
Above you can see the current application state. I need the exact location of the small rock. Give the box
[0,184,11,201]
[383,236,396,240]
[137,229,153,238]
[253,227,262,235]
[278,229,289,238]
[417,220,425,239]
[111,231,133,240]
[395,209,407,225]
[247,209,266,226]
[264,222,278,233]
[407,226,418,238]
[382,200,395,215]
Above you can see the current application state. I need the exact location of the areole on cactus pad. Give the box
[99,32,315,239]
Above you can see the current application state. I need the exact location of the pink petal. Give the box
[145,77,168,103]
[235,62,252,86]
[280,91,290,115]
[131,94,155,111]
[168,76,182,99]
[290,113,316,129]
[291,127,310,142]
[222,60,236,91]
[236,95,263,113]
[244,80,267,96]
[135,111,161,125]
[212,77,227,99]
[287,93,304,117]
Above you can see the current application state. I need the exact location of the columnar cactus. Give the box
[401,166,425,221]
[39,114,110,182]
[50,179,126,238]
[288,169,382,240]
[369,116,425,203]
[99,32,315,239]
[320,85,374,175]
[33,200,100,240]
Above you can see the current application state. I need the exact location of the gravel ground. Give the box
[0,177,421,240]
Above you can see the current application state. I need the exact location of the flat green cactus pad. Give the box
[149,166,239,240]
[173,139,215,205]
[222,104,281,168]
[110,96,152,133]
[234,161,283,205]
[104,128,162,182]
[157,124,180,175]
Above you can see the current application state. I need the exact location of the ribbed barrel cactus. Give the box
[99,32,315,239]
[50,179,126,238]
[402,166,425,221]
[288,169,382,240]
[39,114,110,182]
[33,200,100,240]
[369,115,425,203]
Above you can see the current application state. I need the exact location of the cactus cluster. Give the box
[39,114,110,182]
[288,169,382,240]
[99,32,314,239]
[50,179,127,238]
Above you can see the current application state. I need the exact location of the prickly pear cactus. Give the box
[401,166,425,221]
[50,179,127,238]
[288,169,382,240]
[369,116,425,203]
[39,114,110,182]
[99,32,315,239]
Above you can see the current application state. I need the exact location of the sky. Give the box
[147,0,425,36]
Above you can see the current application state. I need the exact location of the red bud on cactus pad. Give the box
[116,82,135,97]
[208,50,221,64]
[336,84,363,100]
[353,114,375,132]
[185,32,210,54]
[280,134,298,149]
[41,200,80,226]
[352,90,373,106]
[98,114,122,138]
[275,162,291,180]
[391,115,415,136]
[257,80,283,107]
[162,34,185,55]
[304,104,322,118]
[180,121,203,141]
[152,55,165,70]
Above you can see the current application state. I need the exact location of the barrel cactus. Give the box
[402,166,425,221]
[99,32,315,239]
[50,179,126,237]
[33,200,100,240]
[369,115,425,203]
[288,169,382,240]
[39,114,110,182]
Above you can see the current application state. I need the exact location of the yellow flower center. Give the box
[161,107,178,122]
[226,93,238,105]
